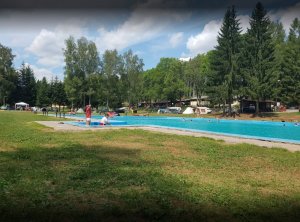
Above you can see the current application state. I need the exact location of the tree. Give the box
[36,77,51,107]
[102,49,123,108]
[63,36,100,108]
[184,54,210,106]
[122,50,144,106]
[207,50,228,111]
[242,2,275,114]
[50,76,67,110]
[280,18,300,107]
[156,58,185,104]
[270,21,285,105]
[142,68,161,104]
[270,21,285,45]
[64,76,83,109]
[0,43,16,105]
[86,73,103,107]
[16,63,36,106]
[212,5,242,115]
[288,18,300,42]
[77,37,101,107]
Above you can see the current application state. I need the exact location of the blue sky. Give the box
[0,0,299,81]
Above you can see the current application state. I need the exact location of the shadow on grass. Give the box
[249,112,299,119]
[0,143,299,222]
[251,112,279,118]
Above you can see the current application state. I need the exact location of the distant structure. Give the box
[179,57,191,62]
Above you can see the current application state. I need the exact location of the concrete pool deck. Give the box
[35,121,300,152]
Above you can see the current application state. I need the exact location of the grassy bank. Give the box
[0,111,299,221]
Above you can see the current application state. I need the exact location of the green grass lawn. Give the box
[0,111,300,222]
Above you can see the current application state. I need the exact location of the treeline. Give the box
[0,2,299,114]
[63,36,143,109]
[0,53,66,108]
[0,57,65,108]
[143,3,300,115]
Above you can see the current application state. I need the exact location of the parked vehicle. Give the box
[157,107,182,114]
[0,104,9,110]
[157,108,171,114]
[168,107,182,114]
[196,107,212,114]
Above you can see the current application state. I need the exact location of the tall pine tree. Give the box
[36,77,50,107]
[281,18,300,107]
[50,76,67,109]
[212,5,242,115]
[242,2,275,114]
[269,21,285,106]
[16,63,36,106]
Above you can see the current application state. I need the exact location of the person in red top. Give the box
[85,105,92,126]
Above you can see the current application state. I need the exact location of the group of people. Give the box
[85,104,110,126]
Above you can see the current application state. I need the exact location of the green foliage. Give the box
[143,68,163,103]
[184,54,210,105]
[102,50,123,108]
[270,21,285,45]
[269,21,286,104]
[36,77,50,107]
[0,43,17,105]
[211,6,242,114]
[241,2,276,113]
[50,76,67,108]
[15,63,37,106]
[280,18,300,107]
[63,36,101,108]
[64,76,84,108]
[142,58,185,104]
[122,50,144,106]
[158,58,185,103]
[288,18,300,42]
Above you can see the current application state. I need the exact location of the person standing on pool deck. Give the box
[100,113,110,125]
[85,104,92,126]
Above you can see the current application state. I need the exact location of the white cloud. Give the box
[26,29,63,66]
[169,32,183,48]
[150,32,184,52]
[133,50,145,56]
[24,63,56,81]
[95,14,165,51]
[237,15,250,34]
[26,19,86,68]
[269,2,300,34]
[186,20,222,56]
[95,1,188,52]
[185,14,250,57]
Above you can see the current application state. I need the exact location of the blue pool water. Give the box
[64,115,300,144]
[67,120,127,127]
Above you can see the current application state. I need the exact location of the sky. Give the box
[0,0,300,81]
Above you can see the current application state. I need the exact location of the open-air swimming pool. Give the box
[64,115,300,144]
